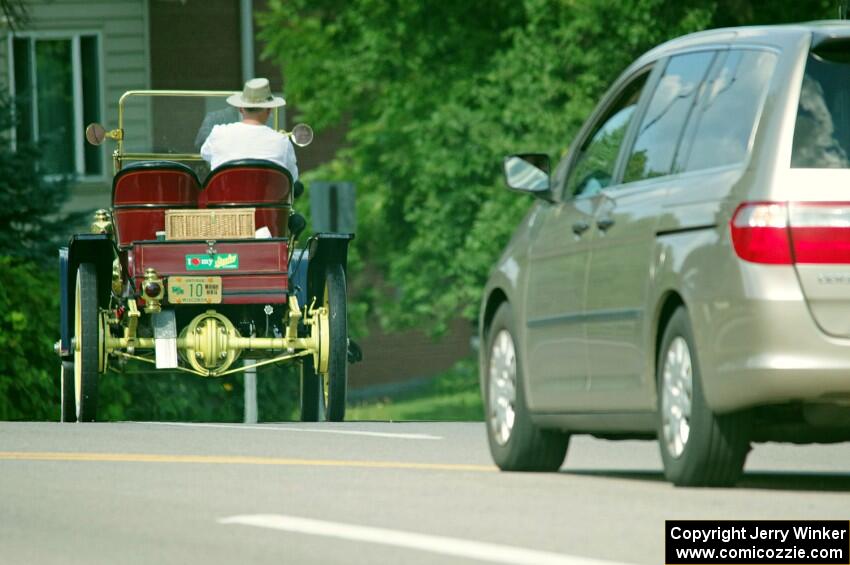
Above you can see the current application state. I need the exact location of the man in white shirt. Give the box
[200,78,299,180]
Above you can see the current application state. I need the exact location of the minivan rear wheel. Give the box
[657,307,751,487]
[485,303,568,471]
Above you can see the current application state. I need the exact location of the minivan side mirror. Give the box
[503,153,551,199]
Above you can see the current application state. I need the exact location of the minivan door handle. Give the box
[596,217,615,232]
[572,220,590,236]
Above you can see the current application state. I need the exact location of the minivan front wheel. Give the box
[657,307,750,487]
[485,303,568,472]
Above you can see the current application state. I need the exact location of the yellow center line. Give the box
[0,451,497,473]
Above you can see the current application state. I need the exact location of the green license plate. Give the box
[167,276,222,304]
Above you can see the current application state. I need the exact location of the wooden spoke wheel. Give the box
[74,263,102,422]
[299,263,348,422]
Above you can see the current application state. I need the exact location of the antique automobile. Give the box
[55,90,353,422]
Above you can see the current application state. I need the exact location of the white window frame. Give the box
[7,30,105,181]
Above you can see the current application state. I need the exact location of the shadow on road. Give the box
[738,471,850,492]
[562,469,850,492]
[562,469,666,483]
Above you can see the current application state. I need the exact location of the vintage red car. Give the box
[56,90,353,422]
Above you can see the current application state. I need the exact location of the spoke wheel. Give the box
[73,263,100,422]
[657,307,751,487]
[321,264,348,421]
[299,263,348,422]
[323,366,330,415]
[484,303,568,471]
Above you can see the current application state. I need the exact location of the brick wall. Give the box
[350,317,474,390]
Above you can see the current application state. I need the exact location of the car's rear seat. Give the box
[112,161,201,247]
[200,159,293,238]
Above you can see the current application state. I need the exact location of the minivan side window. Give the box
[564,71,649,198]
[622,51,716,183]
[792,42,850,168]
[679,49,778,172]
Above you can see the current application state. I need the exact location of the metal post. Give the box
[241,1,260,425]
[243,359,258,423]
[240,0,255,83]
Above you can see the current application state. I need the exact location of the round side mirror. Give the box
[85,123,106,146]
[290,123,314,147]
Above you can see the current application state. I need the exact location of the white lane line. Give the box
[140,421,443,440]
[218,514,632,565]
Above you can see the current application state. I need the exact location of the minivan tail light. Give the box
[788,202,850,264]
[730,201,850,264]
[730,202,792,264]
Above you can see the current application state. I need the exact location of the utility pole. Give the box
[241,0,259,424]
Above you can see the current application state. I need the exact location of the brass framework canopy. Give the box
[90,89,311,172]
[113,89,281,172]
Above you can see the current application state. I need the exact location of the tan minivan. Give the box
[480,22,850,486]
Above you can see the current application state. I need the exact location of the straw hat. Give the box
[227,78,286,108]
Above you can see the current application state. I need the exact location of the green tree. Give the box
[0,257,61,420]
[0,92,84,420]
[260,0,832,334]
[0,95,82,263]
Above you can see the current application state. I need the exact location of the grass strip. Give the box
[348,359,483,421]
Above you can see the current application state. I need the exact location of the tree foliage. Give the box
[259,0,832,333]
[0,257,61,420]
[0,95,84,263]
[0,92,85,420]
[0,0,29,32]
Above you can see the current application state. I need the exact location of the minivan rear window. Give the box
[792,41,850,168]
[622,51,716,183]
[679,49,777,172]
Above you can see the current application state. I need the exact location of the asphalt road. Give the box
[1,421,849,565]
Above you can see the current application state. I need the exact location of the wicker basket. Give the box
[165,208,256,240]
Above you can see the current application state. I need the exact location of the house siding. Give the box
[1,0,150,212]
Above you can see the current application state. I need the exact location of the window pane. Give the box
[623,51,715,183]
[681,50,777,172]
[81,35,102,175]
[35,39,75,175]
[12,38,34,144]
[792,44,850,168]
[565,71,649,197]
